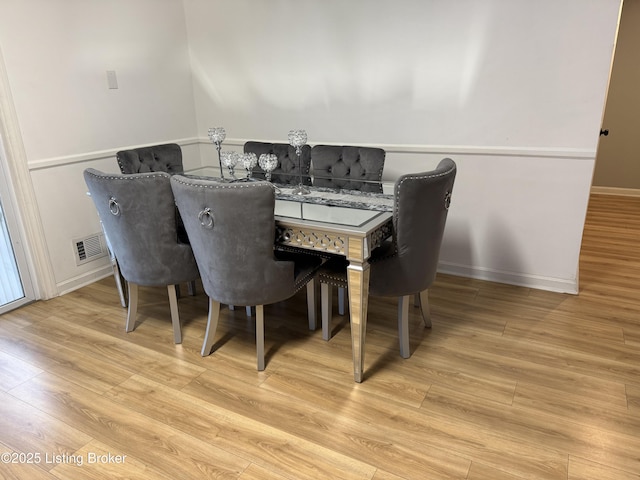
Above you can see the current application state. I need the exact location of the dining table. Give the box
[183,166,395,383]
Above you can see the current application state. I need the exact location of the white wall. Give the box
[0,0,199,293]
[185,0,615,150]
[0,0,621,296]
[184,0,620,293]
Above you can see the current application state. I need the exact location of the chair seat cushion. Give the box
[274,250,324,292]
[317,257,348,288]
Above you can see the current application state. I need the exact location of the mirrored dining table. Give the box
[183,166,394,382]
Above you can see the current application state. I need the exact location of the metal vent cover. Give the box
[73,233,108,265]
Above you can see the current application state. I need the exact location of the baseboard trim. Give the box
[57,265,115,297]
[59,259,578,297]
[438,262,578,295]
[590,185,640,197]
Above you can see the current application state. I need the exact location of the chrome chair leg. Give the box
[337,287,346,315]
[256,305,265,371]
[418,289,432,328]
[202,297,221,356]
[321,282,332,341]
[125,283,139,332]
[398,295,411,359]
[307,279,317,330]
[167,285,182,344]
[113,259,128,308]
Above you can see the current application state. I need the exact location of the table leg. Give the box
[347,261,370,383]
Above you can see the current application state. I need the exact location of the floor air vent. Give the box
[73,233,108,265]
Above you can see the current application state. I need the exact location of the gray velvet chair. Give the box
[311,145,385,192]
[319,158,457,358]
[244,141,311,185]
[84,168,200,343]
[114,142,192,300]
[116,143,184,174]
[170,175,323,371]
[313,145,386,315]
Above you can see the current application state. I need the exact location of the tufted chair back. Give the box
[369,158,457,297]
[244,141,311,185]
[116,143,188,243]
[116,143,183,174]
[311,145,385,192]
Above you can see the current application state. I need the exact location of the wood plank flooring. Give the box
[0,193,639,479]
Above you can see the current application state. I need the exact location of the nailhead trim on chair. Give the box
[87,172,171,181]
[171,177,276,191]
[317,269,347,288]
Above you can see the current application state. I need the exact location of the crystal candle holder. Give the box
[288,129,309,195]
[220,150,238,178]
[207,127,226,179]
[258,153,278,182]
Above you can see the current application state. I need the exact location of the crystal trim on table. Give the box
[276,227,347,254]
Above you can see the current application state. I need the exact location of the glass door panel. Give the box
[0,150,34,314]
[0,199,24,307]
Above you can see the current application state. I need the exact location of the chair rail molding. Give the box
[26,137,596,172]
[209,137,595,160]
[0,45,57,300]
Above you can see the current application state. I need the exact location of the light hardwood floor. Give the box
[1,193,639,479]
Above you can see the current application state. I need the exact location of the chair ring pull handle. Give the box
[108,197,120,216]
[444,191,451,210]
[198,207,213,229]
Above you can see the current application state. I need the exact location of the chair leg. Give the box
[338,287,346,315]
[418,289,432,328]
[201,297,221,356]
[321,282,332,341]
[398,295,411,359]
[167,285,182,344]
[307,279,317,330]
[245,306,253,317]
[113,259,128,308]
[187,280,197,296]
[125,283,139,332]
[256,305,265,371]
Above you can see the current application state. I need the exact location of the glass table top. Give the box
[274,200,385,227]
[182,166,395,215]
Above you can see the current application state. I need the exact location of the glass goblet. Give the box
[220,151,238,178]
[240,152,258,179]
[258,153,278,182]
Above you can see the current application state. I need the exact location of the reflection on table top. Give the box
[275,201,386,228]
[182,166,395,219]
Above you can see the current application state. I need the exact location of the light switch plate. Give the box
[106,70,118,89]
